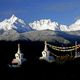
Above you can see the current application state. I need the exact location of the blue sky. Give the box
[0,0,80,25]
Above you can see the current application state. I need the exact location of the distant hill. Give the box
[0,30,80,45]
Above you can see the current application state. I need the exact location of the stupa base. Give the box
[39,56,55,63]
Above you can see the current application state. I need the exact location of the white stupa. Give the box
[39,41,55,62]
[10,44,26,67]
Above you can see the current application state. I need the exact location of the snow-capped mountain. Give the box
[0,15,32,33]
[29,19,80,31]
[29,19,59,31]
[29,19,60,30]
[29,19,70,31]
[0,15,80,42]
[69,19,80,31]
[0,15,80,33]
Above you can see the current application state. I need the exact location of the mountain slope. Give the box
[21,30,80,44]
[0,29,80,44]
[0,30,20,41]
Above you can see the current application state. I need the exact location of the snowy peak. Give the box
[75,19,80,25]
[29,19,59,30]
[0,15,32,32]
[29,19,69,31]
[29,19,80,31]
[9,15,26,25]
[8,14,18,24]
[69,19,80,31]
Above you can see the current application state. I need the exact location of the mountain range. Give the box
[29,18,80,31]
[0,15,80,44]
[1,14,80,32]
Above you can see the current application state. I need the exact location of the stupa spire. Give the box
[17,44,21,54]
[44,41,48,51]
